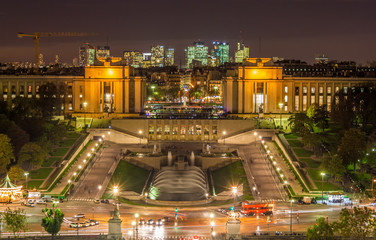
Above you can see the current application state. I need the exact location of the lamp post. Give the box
[290,199,294,234]
[223,131,226,145]
[210,220,215,240]
[113,186,119,208]
[139,130,142,145]
[372,179,376,197]
[83,102,87,128]
[134,213,139,240]
[232,186,238,209]
[24,172,29,190]
[254,132,258,145]
[278,102,284,128]
[205,193,209,208]
[321,173,325,204]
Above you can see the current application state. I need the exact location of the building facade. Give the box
[235,42,250,63]
[212,42,229,66]
[79,43,95,66]
[164,48,175,66]
[185,42,209,68]
[151,45,165,67]
[223,58,376,114]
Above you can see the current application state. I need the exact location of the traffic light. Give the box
[175,208,178,213]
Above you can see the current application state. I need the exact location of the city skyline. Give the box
[1,0,375,64]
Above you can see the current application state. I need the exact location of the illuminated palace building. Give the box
[223,58,376,115]
[0,57,376,118]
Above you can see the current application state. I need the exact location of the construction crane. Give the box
[17,32,98,68]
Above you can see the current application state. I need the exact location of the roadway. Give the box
[0,200,366,238]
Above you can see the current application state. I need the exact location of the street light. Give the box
[321,173,326,204]
[223,131,226,145]
[290,199,294,234]
[210,221,215,240]
[24,172,29,190]
[279,102,284,128]
[113,186,119,207]
[131,221,136,240]
[232,186,238,209]
[134,213,139,240]
[139,130,142,145]
[205,193,209,207]
[83,102,87,128]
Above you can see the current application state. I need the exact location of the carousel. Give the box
[0,175,23,203]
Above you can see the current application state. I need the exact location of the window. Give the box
[344,87,348,94]
[311,87,315,94]
[28,86,32,93]
[327,87,332,94]
[195,125,201,135]
[335,86,340,93]
[164,125,170,135]
[188,125,194,135]
[311,96,315,104]
[284,86,288,93]
[319,95,324,106]
[295,96,299,111]
[319,87,324,94]
[295,87,299,95]
[156,126,162,135]
[172,126,178,135]
[303,86,307,94]
[148,126,154,135]
[327,96,331,111]
[180,126,186,135]
[212,126,217,135]
[303,96,307,111]
[284,95,288,103]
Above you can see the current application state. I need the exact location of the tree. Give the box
[7,165,24,184]
[306,217,334,240]
[41,205,65,239]
[0,134,14,173]
[321,154,346,182]
[332,207,376,239]
[2,207,28,237]
[337,128,366,171]
[18,142,48,170]
[288,112,313,137]
[6,122,30,155]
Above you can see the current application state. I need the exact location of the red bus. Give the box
[241,201,274,216]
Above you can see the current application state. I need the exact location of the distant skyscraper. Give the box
[123,51,144,68]
[96,46,110,58]
[72,58,78,67]
[164,48,175,66]
[38,53,44,67]
[55,55,59,64]
[235,42,250,63]
[79,43,95,66]
[315,53,328,64]
[212,42,229,66]
[185,42,208,68]
[151,45,165,67]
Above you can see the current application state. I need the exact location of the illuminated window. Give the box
[311,87,315,94]
[195,125,201,135]
[303,96,307,111]
[188,125,194,135]
[327,96,331,111]
[212,126,217,135]
[335,86,340,93]
[303,87,307,94]
[319,96,324,106]
[319,87,324,94]
[284,95,288,103]
[164,125,170,135]
[344,87,348,94]
[148,126,154,135]
[284,86,288,93]
[311,96,315,104]
[327,87,332,94]
[156,126,162,135]
[180,126,186,135]
[295,96,299,111]
[172,126,178,135]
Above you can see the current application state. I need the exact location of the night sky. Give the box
[1,0,375,64]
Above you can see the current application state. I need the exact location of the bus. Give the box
[241,201,274,216]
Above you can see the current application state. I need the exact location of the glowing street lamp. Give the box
[232,186,238,209]
[139,130,142,145]
[223,131,227,145]
[24,172,29,190]
[113,186,119,207]
[321,173,326,204]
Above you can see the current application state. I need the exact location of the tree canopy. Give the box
[0,134,14,173]
[2,207,28,237]
[41,205,65,239]
[18,142,48,170]
[337,128,366,171]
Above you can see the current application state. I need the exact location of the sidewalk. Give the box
[49,140,100,195]
[266,142,305,196]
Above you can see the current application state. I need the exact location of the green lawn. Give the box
[29,168,53,179]
[51,147,70,156]
[27,180,44,189]
[212,161,253,200]
[65,132,81,139]
[42,156,61,167]
[108,161,150,194]
[314,181,342,191]
[287,140,304,148]
[60,139,77,147]
[300,158,321,168]
[293,148,313,158]
[284,134,299,139]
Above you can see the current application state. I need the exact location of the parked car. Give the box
[69,222,79,228]
[74,213,85,219]
[101,199,110,204]
[90,219,99,225]
[147,219,154,225]
[83,220,91,227]
[156,219,163,226]
[94,199,100,204]
[139,218,146,225]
